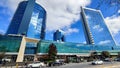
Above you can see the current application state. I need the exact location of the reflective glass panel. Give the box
[83,8,116,45]
[27,4,46,39]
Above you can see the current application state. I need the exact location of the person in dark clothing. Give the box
[2,59,6,66]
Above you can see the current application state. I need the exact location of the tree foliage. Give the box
[48,43,57,61]
[0,52,5,59]
[101,51,110,58]
[90,51,98,60]
[0,46,6,59]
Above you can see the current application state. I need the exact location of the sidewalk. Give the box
[0,66,27,68]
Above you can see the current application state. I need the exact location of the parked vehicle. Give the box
[48,59,65,66]
[104,58,109,61]
[114,58,120,61]
[27,61,46,68]
[104,58,113,62]
[92,60,103,65]
[2,58,11,62]
[52,61,63,66]
[53,59,65,66]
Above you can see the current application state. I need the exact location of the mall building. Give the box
[1,35,120,62]
[0,0,120,62]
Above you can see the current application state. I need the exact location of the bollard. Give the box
[16,63,18,68]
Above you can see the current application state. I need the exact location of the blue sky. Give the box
[0,0,120,45]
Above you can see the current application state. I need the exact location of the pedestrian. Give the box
[2,59,6,66]
[25,62,28,68]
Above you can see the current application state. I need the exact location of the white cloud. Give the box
[30,12,39,27]
[64,28,79,35]
[36,0,91,31]
[118,10,120,13]
[83,41,86,44]
[0,0,24,16]
[0,0,91,34]
[55,28,79,35]
[2,0,91,31]
[0,0,24,22]
[0,0,23,11]
[105,15,120,35]
[98,40,111,45]
[93,25,103,32]
[86,15,91,19]
[0,29,5,34]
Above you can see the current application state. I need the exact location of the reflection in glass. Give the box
[82,8,116,45]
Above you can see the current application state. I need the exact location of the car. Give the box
[104,58,111,62]
[114,58,120,61]
[52,61,63,66]
[48,59,65,66]
[92,60,103,65]
[27,61,46,68]
[53,59,65,66]
[2,58,11,62]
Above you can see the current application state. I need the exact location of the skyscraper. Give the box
[81,7,116,45]
[53,30,65,42]
[6,0,46,39]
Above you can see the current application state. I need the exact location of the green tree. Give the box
[0,52,5,59]
[90,51,98,60]
[48,43,57,61]
[101,51,110,59]
[0,46,6,60]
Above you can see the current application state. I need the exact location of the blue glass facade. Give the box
[6,0,46,39]
[37,40,120,54]
[0,35,22,52]
[0,35,120,55]
[53,30,65,42]
[25,42,37,54]
[81,7,116,45]
[6,1,28,34]
[27,3,46,39]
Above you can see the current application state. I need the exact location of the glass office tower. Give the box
[6,0,46,39]
[81,7,116,45]
[53,30,65,42]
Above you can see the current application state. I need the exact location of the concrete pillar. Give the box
[16,36,26,62]
[34,55,38,61]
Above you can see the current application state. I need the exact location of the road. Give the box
[1,62,120,68]
[46,62,120,68]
